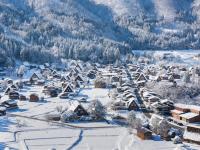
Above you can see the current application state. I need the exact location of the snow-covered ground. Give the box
[133,50,200,65]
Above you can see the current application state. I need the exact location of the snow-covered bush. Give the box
[149,114,161,134]
[173,136,182,144]
[60,111,78,122]
[146,80,200,104]
[158,119,171,139]
[127,111,142,129]
[182,72,191,83]
[87,99,106,120]
[94,78,107,88]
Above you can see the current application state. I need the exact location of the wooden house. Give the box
[179,112,200,123]
[1,100,18,110]
[76,64,83,71]
[68,101,88,116]
[174,104,190,113]
[136,80,146,87]
[61,76,68,82]
[87,70,96,79]
[9,91,19,99]
[19,95,26,101]
[171,104,200,123]
[53,74,61,79]
[74,67,81,75]
[4,87,12,95]
[151,102,171,115]
[171,109,185,120]
[137,127,152,140]
[75,75,84,83]
[155,76,162,82]
[10,84,18,91]
[63,85,73,93]
[70,61,77,68]
[160,99,174,110]
[136,73,147,82]
[5,78,13,85]
[160,74,169,80]
[184,125,200,145]
[168,75,174,82]
[126,98,139,111]
[172,73,181,79]
[29,93,39,102]
[30,73,42,84]
[51,70,57,75]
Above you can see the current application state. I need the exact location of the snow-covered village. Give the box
[0,51,200,150]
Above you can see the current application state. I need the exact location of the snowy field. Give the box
[133,50,200,65]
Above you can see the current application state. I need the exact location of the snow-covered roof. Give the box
[136,80,146,84]
[39,65,45,70]
[31,72,43,79]
[174,103,189,109]
[171,109,184,115]
[175,103,200,111]
[160,99,173,104]
[68,101,82,112]
[179,112,199,119]
[148,95,160,100]
[0,106,6,111]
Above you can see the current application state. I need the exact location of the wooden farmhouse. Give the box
[63,84,74,93]
[137,127,152,140]
[75,75,84,83]
[30,73,42,84]
[29,93,39,102]
[126,98,139,111]
[171,104,200,123]
[68,101,88,116]
[184,125,200,145]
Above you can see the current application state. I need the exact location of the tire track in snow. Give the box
[67,129,83,150]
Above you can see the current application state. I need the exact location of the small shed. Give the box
[29,93,39,102]
[137,127,152,140]
[19,95,26,101]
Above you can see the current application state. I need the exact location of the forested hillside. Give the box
[1,0,200,65]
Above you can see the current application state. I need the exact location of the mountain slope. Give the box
[0,0,200,65]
